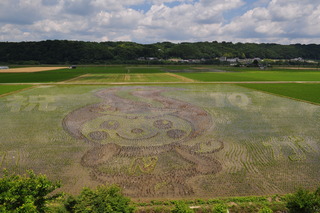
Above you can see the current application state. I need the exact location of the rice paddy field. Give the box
[0,65,319,199]
[176,71,320,82]
[0,85,34,96]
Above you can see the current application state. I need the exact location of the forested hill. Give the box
[1,40,320,64]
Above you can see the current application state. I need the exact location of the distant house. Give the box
[290,57,304,62]
[146,57,158,61]
[227,58,239,63]
[168,58,181,62]
[219,57,227,62]
[0,66,9,69]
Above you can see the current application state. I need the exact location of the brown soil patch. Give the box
[0,67,67,73]
[165,73,196,82]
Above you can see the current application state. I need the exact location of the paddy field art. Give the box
[0,66,319,199]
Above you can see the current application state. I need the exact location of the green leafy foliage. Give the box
[171,201,193,213]
[286,187,320,213]
[64,184,135,213]
[1,40,320,65]
[0,170,61,213]
[258,206,273,213]
[212,204,228,213]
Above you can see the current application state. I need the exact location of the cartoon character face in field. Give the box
[64,86,212,148]
[81,112,192,147]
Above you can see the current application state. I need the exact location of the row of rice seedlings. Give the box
[0,151,21,170]
[222,142,246,174]
[245,139,275,166]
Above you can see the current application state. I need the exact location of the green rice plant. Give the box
[212,204,228,213]
[0,84,320,198]
[177,71,320,82]
[238,83,320,104]
[0,85,33,96]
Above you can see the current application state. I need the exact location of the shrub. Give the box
[0,169,61,213]
[212,204,228,213]
[286,187,320,213]
[171,201,193,213]
[64,184,135,213]
[258,206,273,213]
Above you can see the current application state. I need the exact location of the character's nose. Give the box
[131,128,144,134]
[88,131,109,141]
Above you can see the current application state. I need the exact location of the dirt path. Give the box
[61,74,90,83]
[0,67,67,73]
[277,67,320,70]
[165,73,196,82]
[1,81,320,86]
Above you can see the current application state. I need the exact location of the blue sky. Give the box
[1,0,320,44]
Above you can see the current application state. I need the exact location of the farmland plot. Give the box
[66,73,192,83]
[0,84,319,198]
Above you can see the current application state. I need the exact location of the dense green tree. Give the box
[1,40,320,64]
[0,170,61,213]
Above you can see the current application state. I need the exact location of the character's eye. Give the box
[167,129,186,139]
[88,131,109,140]
[153,119,173,129]
[131,128,144,134]
[100,120,120,130]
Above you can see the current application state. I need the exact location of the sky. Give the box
[1,0,320,44]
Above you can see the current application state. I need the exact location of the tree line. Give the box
[0,40,320,64]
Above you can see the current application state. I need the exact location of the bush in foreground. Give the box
[212,203,228,213]
[286,187,320,213]
[0,170,61,212]
[65,184,135,213]
[171,201,193,213]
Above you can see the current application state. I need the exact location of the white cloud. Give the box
[0,0,320,43]
[268,0,314,21]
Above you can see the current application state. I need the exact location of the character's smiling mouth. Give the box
[116,131,160,141]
